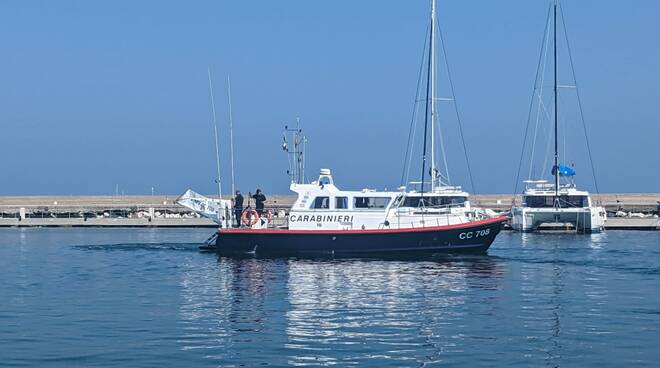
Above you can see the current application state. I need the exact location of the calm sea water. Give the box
[0,228,658,367]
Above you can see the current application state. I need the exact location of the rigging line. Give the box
[402,22,431,187]
[432,83,451,185]
[405,101,423,187]
[433,116,449,185]
[553,0,559,205]
[532,11,554,179]
[530,87,552,182]
[559,2,602,201]
[538,95,556,177]
[556,100,565,180]
[432,44,452,187]
[562,94,566,170]
[437,24,471,193]
[207,68,222,221]
[542,93,569,178]
[528,16,552,180]
[404,99,424,187]
[420,7,434,195]
[512,2,552,204]
[430,0,437,191]
[226,75,236,196]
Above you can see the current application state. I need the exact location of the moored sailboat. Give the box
[511,0,606,233]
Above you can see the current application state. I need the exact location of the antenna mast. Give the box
[297,117,306,184]
[283,120,306,185]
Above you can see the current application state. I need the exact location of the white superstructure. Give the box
[511,180,605,232]
[287,169,490,231]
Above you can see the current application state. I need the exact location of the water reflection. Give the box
[520,231,608,249]
[513,231,615,365]
[6,229,657,366]
[177,255,505,366]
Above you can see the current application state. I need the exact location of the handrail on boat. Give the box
[226,203,498,231]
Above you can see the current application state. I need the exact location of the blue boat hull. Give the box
[213,217,506,256]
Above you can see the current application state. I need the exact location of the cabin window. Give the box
[524,196,554,208]
[353,197,391,209]
[447,196,467,206]
[401,196,467,208]
[524,195,587,208]
[335,197,348,209]
[402,197,422,207]
[311,196,330,209]
[560,195,588,207]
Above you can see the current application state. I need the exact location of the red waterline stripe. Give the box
[217,216,508,235]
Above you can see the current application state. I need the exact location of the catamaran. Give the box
[511,0,606,233]
[208,0,506,256]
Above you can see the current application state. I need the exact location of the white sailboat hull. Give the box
[511,206,606,233]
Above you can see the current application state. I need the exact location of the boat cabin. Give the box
[512,180,605,232]
[287,169,474,230]
[521,180,592,209]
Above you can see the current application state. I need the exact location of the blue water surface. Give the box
[0,228,659,367]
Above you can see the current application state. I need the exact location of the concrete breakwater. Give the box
[0,195,295,228]
[0,194,659,229]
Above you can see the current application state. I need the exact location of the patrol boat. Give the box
[214,168,506,256]
[510,0,606,232]
[212,0,506,255]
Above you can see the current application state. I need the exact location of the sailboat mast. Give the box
[420,0,435,195]
[553,0,559,206]
[430,0,437,191]
[227,75,236,196]
[207,68,223,221]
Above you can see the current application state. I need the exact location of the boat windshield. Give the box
[524,195,588,208]
[400,196,467,208]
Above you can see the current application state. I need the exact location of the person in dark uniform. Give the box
[233,190,244,227]
[252,189,266,216]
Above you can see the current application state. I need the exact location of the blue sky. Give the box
[1,1,658,195]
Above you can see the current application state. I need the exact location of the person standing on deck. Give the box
[252,189,266,216]
[233,190,244,227]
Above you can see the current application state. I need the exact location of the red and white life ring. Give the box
[262,209,273,221]
[241,209,259,226]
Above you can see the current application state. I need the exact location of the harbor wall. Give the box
[1,194,658,229]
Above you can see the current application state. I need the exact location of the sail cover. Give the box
[551,164,576,177]
[176,189,230,224]
[556,164,576,177]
